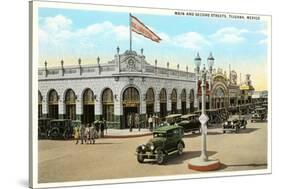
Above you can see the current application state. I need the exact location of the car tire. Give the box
[50,129,59,139]
[235,127,239,133]
[156,149,165,165]
[223,130,226,134]
[137,153,144,163]
[177,142,184,155]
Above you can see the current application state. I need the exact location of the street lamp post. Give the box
[188,53,221,171]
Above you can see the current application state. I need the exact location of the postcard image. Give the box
[30,0,271,188]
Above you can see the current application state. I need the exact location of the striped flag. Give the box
[130,14,161,43]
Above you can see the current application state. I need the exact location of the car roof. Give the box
[50,119,72,122]
[39,118,52,120]
[154,125,183,133]
[181,114,197,119]
[165,114,182,119]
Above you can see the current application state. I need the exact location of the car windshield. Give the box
[153,132,166,138]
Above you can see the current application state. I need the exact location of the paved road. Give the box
[38,120,268,183]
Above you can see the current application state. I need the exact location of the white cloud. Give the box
[258,38,267,45]
[210,27,248,44]
[173,32,210,50]
[42,14,72,32]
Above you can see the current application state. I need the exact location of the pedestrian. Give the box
[128,113,133,132]
[148,115,153,131]
[100,119,105,138]
[103,118,107,134]
[74,125,80,145]
[80,124,86,144]
[135,113,140,131]
[152,114,156,131]
[95,120,100,138]
[85,124,90,144]
[89,123,96,144]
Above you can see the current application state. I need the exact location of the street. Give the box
[38,119,268,183]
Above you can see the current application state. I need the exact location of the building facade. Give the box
[38,49,197,129]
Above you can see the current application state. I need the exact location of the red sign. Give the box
[197,80,210,96]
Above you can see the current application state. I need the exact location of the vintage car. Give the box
[251,108,267,122]
[136,125,185,165]
[222,115,247,133]
[38,118,52,139]
[195,109,222,125]
[177,114,201,133]
[165,114,182,125]
[48,119,74,140]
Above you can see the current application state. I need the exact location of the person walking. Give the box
[148,115,153,132]
[89,123,95,144]
[128,113,133,132]
[100,120,105,138]
[80,124,86,144]
[74,125,80,145]
[95,120,100,138]
[135,113,140,131]
[85,124,90,144]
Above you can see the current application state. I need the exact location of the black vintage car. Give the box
[48,119,74,140]
[251,108,267,122]
[38,118,52,139]
[165,114,182,125]
[222,115,247,133]
[136,125,185,164]
[177,114,201,133]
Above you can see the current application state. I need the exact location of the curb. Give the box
[104,132,152,139]
[188,160,221,171]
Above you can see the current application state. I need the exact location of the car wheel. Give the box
[177,142,184,155]
[50,129,59,139]
[137,153,144,163]
[251,120,253,123]
[223,130,226,134]
[156,150,165,165]
[235,127,239,133]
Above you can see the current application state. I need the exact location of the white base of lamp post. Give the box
[188,157,220,171]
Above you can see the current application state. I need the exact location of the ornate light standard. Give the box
[188,53,220,171]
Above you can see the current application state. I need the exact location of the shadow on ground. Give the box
[141,151,217,165]
[219,163,267,170]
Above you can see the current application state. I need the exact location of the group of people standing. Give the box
[126,113,160,132]
[147,114,159,131]
[74,119,106,144]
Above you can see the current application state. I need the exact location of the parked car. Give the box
[177,114,201,133]
[38,118,52,139]
[251,108,267,122]
[165,114,182,125]
[222,115,247,133]
[48,119,74,140]
[135,125,185,164]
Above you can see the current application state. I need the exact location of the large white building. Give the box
[38,49,197,129]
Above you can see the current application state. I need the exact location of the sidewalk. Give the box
[103,128,153,138]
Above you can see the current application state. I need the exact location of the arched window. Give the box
[83,89,94,105]
[189,89,195,113]
[159,88,167,117]
[159,88,167,103]
[48,89,59,119]
[146,88,155,116]
[123,87,139,103]
[38,91,43,118]
[102,88,114,122]
[65,89,76,120]
[83,89,95,124]
[181,89,187,114]
[171,89,177,113]
[146,88,155,104]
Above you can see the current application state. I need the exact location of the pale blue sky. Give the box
[38,7,268,90]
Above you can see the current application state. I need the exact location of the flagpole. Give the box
[129,13,132,51]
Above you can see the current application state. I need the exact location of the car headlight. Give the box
[231,122,234,125]
[150,145,154,151]
[224,122,227,125]
[141,145,145,150]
